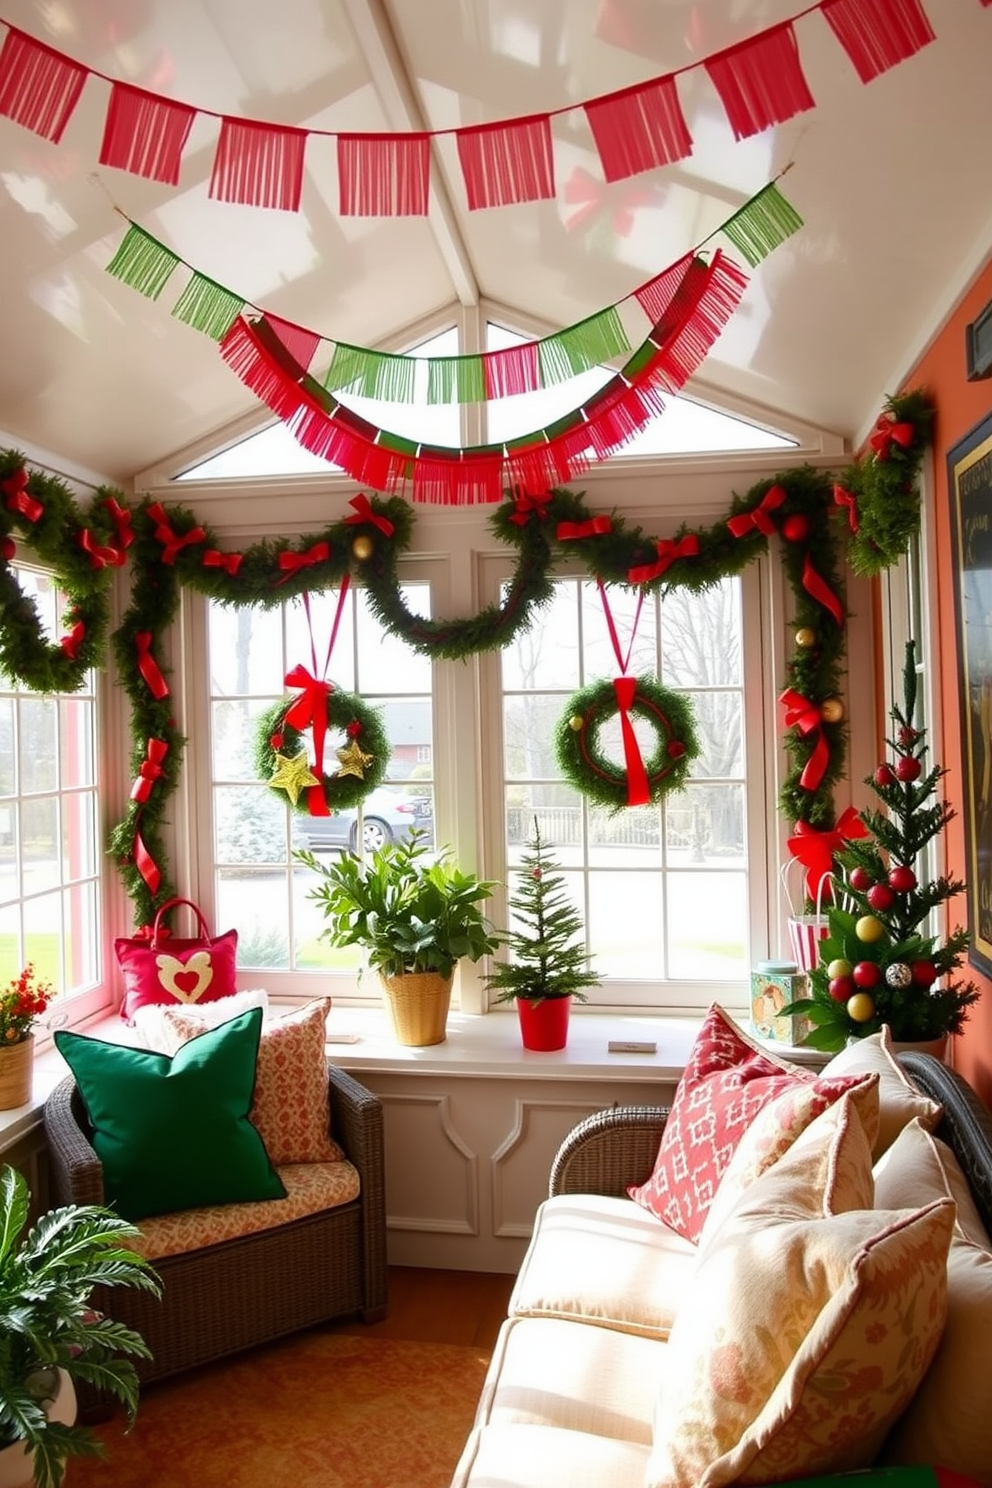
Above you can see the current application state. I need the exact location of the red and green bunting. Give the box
[0,0,955,213]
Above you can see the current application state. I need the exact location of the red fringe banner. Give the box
[653,252,750,392]
[456,114,555,209]
[209,118,307,211]
[584,75,692,182]
[633,253,695,326]
[0,27,86,143]
[705,22,816,140]
[261,314,321,373]
[337,133,431,216]
[98,83,195,185]
[483,340,541,399]
[821,0,935,82]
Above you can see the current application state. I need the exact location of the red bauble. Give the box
[911,959,938,986]
[852,961,881,989]
[896,756,922,782]
[874,764,896,788]
[782,513,810,542]
[888,865,917,893]
[848,866,873,892]
[867,883,895,911]
[828,975,854,1002]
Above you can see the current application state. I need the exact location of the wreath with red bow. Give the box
[253,687,389,816]
[554,676,700,811]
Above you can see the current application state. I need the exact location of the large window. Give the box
[0,564,103,1025]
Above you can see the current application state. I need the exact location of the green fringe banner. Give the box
[721,183,804,268]
[171,274,245,340]
[105,225,180,301]
[427,354,487,406]
[323,344,417,403]
[539,306,631,385]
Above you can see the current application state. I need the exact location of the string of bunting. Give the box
[0,388,932,925]
[103,178,802,403]
[0,0,952,213]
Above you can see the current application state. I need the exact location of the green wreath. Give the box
[554,676,700,812]
[254,688,389,815]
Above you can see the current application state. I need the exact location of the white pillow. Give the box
[130,987,269,1054]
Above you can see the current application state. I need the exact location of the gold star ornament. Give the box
[269,750,320,805]
[335,739,374,780]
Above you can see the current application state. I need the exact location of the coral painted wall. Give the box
[901,258,992,1103]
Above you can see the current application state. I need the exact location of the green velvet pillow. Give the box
[55,1007,286,1222]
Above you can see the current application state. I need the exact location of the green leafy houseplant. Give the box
[485,820,599,1004]
[296,829,498,980]
[0,1165,161,1488]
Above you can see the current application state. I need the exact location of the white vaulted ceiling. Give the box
[0,0,988,486]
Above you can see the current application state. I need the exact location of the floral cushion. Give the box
[648,1093,954,1488]
[129,1159,360,1261]
[628,1003,876,1243]
[163,996,343,1165]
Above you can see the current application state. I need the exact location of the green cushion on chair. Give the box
[55,1007,286,1222]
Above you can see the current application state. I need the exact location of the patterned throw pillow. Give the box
[629,1003,865,1242]
[164,997,342,1165]
[819,1024,943,1156]
[647,1095,954,1488]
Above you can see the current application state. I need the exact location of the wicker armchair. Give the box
[44,1061,388,1401]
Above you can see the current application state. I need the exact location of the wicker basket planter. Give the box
[380,972,453,1047]
[0,1035,33,1111]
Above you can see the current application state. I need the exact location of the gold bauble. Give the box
[351,535,374,561]
[569,715,584,731]
[820,696,845,724]
[795,627,817,648]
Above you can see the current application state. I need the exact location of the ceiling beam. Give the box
[340,0,479,309]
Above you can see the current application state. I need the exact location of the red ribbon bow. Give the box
[2,468,42,523]
[787,807,869,903]
[1,535,15,562]
[130,738,169,803]
[557,516,612,542]
[78,527,126,569]
[779,688,829,793]
[727,484,787,539]
[563,166,660,238]
[276,541,331,583]
[59,621,86,660]
[869,417,914,461]
[203,548,243,576]
[283,664,332,804]
[832,483,859,533]
[627,533,700,584]
[135,631,170,700]
[345,493,394,536]
[102,497,133,552]
[147,502,206,564]
[613,677,650,807]
[508,490,554,526]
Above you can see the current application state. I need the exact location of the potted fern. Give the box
[484,819,599,1050]
[297,829,497,1046]
[0,1165,160,1488]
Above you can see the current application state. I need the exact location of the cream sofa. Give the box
[451,1030,992,1488]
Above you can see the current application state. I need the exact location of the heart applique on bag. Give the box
[115,898,237,1022]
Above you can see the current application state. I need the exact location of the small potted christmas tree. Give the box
[783,641,979,1053]
[485,819,599,1050]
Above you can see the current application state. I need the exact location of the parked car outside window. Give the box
[295,786,433,854]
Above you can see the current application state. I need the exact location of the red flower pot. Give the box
[516,995,571,1051]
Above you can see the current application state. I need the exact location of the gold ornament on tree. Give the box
[795,627,817,649]
[351,535,374,562]
[820,696,845,724]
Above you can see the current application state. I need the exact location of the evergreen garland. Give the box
[253,693,389,814]
[554,676,699,811]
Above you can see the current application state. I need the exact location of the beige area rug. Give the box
[68,1333,491,1488]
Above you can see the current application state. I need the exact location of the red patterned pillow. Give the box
[629,1003,868,1243]
[164,997,343,1165]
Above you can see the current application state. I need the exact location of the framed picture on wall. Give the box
[948,411,992,976]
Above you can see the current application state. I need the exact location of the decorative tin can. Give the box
[750,960,810,1046]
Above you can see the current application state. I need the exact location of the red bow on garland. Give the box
[727,483,786,539]
[779,688,830,793]
[627,533,700,584]
[345,493,394,536]
[130,738,169,803]
[147,502,206,564]
[869,416,914,461]
[787,807,869,904]
[276,541,331,582]
[2,468,42,523]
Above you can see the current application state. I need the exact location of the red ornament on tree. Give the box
[888,865,917,893]
[848,866,873,891]
[896,756,922,782]
[852,961,881,989]
[867,883,895,911]
[874,763,896,788]
[781,513,810,543]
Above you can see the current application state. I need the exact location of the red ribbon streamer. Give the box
[557,515,612,541]
[508,490,554,526]
[832,483,859,532]
[147,501,206,564]
[613,676,650,806]
[0,536,14,561]
[78,527,126,568]
[726,483,787,538]
[276,540,331,583]
[130,738,169,803]
[283,663,332,800]
[135,631,170,700]
[345,493,394,536]
[627,532,700,584]
[780,687,829,792]
[59,621,85,660]
[203,548,243,575]
[801,553,845,625]
[869,416,914,460]
[2,468,43,523]
[133,829,161,895]
[103,497,133,551]
[787,807,869,903]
